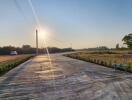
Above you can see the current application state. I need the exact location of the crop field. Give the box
[0,54,34,76]
[65,51,132,72]
[0,55,31,63]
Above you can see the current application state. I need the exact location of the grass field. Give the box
[0,54,34,76]
[0,55,32,63]
[65,51,132,72]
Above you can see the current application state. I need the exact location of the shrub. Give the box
[93,59,96,63]
[104,61,107,66]
[100,61,104,65]
[90,58,93,63]
[128,63,132,72]
[109,61,112,67]
[97,59,100,64]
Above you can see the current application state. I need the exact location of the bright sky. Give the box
[0,0,132,49]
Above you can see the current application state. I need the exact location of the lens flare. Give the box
[38,27,50,40]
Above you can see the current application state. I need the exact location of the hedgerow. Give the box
[0,55,34,76]
[64,54,132,72]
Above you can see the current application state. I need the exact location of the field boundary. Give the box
[64,54,132,73]
[0,55,35,76]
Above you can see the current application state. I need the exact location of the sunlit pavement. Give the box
[0,54,132,100]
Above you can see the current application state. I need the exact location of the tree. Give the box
[98,46,109,50]
[22,45,31,49]
[0,45,74,55]
[122,33,132,49]
[116,43,119,49]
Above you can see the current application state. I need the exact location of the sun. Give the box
[38,27,50,40]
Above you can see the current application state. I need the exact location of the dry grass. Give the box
[0,54,34,76]
[78,52,132,64]
[0,55,30,63]
[65,51,132,72]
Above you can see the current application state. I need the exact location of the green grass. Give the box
[0,55,34,76]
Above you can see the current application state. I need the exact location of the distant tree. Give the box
[0,45,74,55]
[116,43,119,49]
[98,46,109,50]
[22,45,31,49]
[122,33,132,49]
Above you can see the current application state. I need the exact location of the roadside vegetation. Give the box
[65,33,132,72]
[64,51,132,72]
[0,55,34,76]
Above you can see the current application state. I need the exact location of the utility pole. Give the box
[36,29,38,55]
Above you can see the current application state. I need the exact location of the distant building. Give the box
[10,51,18,55]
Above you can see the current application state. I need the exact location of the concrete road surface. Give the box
[0,54,132,100]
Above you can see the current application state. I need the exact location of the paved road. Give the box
[0,54,132,100]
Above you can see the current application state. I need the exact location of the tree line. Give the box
[0,45,74,55]
[87,33,132,51]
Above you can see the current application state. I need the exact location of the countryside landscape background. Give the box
[0,0,132,100]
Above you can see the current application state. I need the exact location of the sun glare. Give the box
[39,27,50,40]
